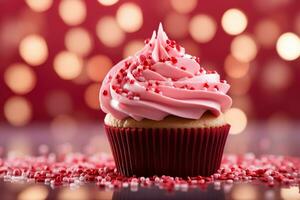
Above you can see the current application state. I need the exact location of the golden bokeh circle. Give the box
[4,63,36,94]
[231,34,258,62]
[25,0,53,12]
[225,108,248,135]
[96,16,125,47]
[189,14,217,43]
[224,54,250,78]
[170,0,197,14]
[4,96,32,126]
[123,40,144,58]
[19,34,48,66]
[98,0,118,6]
[65,27,93,56]
[84,83,101,110]
[116,3,143,33]
[221,8,248,35]
[276,32,300,61]
[18,186,49,200]
[86,55,113,82]
[53,51,83,80]
[59,0,86,26]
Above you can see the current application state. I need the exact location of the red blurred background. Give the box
[0,0,300,134]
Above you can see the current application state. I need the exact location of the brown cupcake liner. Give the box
[105,124,230,177]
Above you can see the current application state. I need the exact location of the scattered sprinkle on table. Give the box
[0,153,299,191]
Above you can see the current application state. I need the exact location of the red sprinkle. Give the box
[102,90,108,96]
[130,80,135,84]
[139,55,146,62]
[0,152,299,191]
[170,57,177,64]
[203,83,209,88]
[144,38,150,44]
[180,66,186,70]
[154,88,160,93]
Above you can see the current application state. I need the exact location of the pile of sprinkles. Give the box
[1,152,300,191]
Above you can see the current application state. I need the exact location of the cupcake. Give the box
[99,24,232,177]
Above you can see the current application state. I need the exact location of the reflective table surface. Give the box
[0,122,300,200]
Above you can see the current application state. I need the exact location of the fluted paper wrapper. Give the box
[105,125,230,177]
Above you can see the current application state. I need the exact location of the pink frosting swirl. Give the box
[100,24,232,121]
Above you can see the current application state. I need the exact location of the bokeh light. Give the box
[295,13,300,35]
[86,55,113,82]
[180,40,200,56]
[123,40,144,58]
[267,112,292,137]
[95,191,114,200]
[58,188,90,200]
[96,16,125,47]
[59,0,86,26]
[84,83,101,110]
[232,95,253,116]
[254,19,280,48]
[45,90,73,117]
[72,67,90,85]
[231,34,258,62]
[4,96,32,126]
[65,27,93,57]
[25,0,53,12]
[116,3,143,33]
[225,108,248,135]
[221,8,248,35]
[19,34,48,66]
[50,115,77,141]
[7,135,32,157]
[170,0,197,14]
[164,12,189,39]
[224,54,250,78]
[232,185,258,200]
[261,59,292,91]
[281,187,300,200]
[4,63,36,94]
[189,14,217,43]
[53,51,83,80]
[98,0,118,6]
[18,186,48,200]
[228,75,252,96]
[276,32,300,61]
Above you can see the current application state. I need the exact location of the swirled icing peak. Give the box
[100,24,232,121]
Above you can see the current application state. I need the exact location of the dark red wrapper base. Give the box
[105,125,230,177]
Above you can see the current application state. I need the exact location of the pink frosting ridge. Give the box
[99,24,232,121]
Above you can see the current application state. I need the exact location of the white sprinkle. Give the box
[130,181,138,187]
[122,182,129,188]
[226,179,233,184]
[138,76,145,82]
[130,185,138,192]
[110,99,119,109]
[214,181,221,187]
[174,184,180,190]
[180,183,188,189]
[123,83,130,90]
[133,96,140,101]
